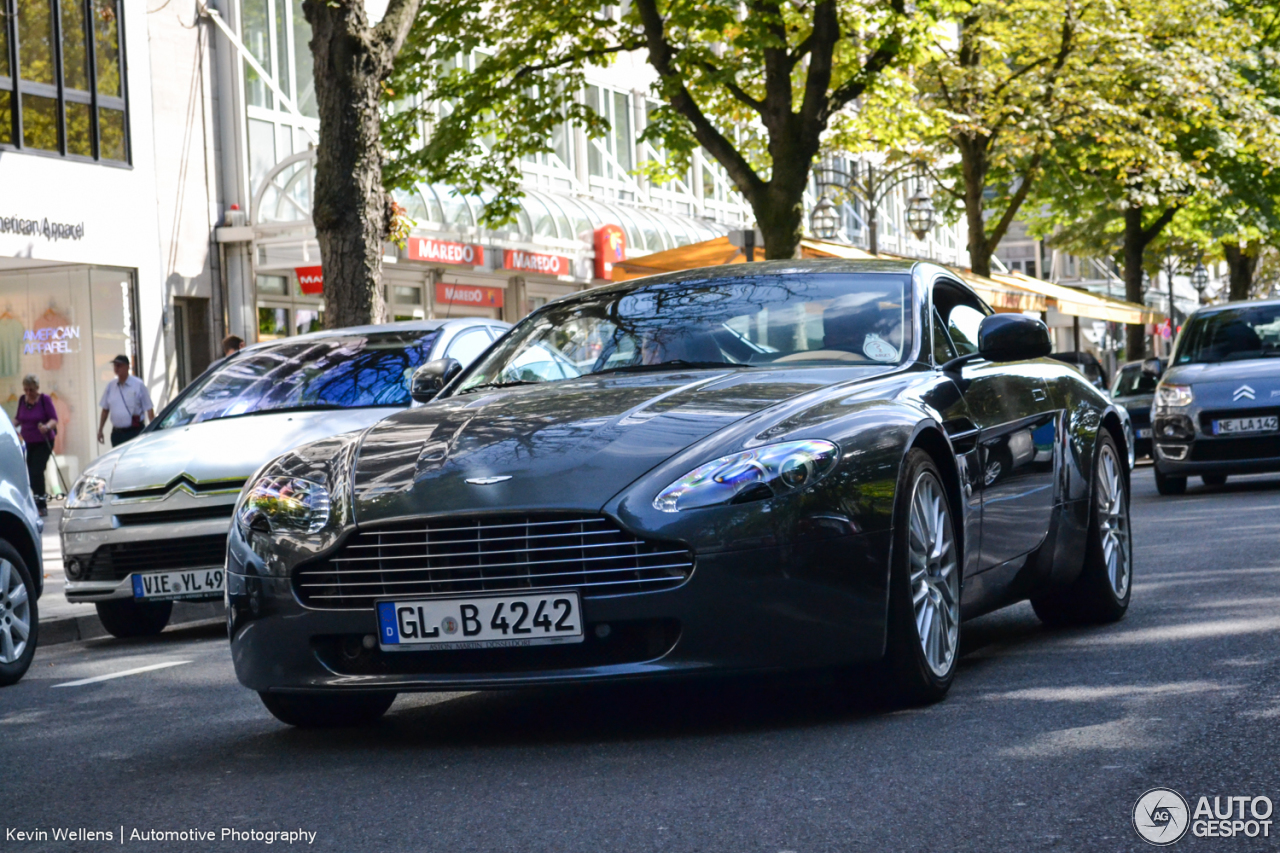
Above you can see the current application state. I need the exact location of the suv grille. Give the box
[294,515,694,609]
[84,534,228,581]
[114,505,235,526]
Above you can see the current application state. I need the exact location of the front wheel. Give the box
[880,450,961,705]
[1154,466,1186,496]
[95,598,173,638]
[1033,432,1132,626]
[259,692,396,728]
[0,543,38,687]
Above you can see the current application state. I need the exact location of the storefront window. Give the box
[391,285,422,321]
[0,0,130,161]
[258,306,288,340]
[256,274,287,295]
[293,307,322,336]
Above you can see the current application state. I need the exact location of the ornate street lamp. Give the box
[905,178,936,242]
[1191,261,1210,302]
[809,197,841,241]
[812,158,929,255]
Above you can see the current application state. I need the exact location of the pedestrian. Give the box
[12,374,58,516]
[96,355,155,447]
[222,334,244,357]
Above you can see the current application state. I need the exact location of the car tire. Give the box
[259,691,396,728]
[880,449,961,706]
[0,541,38,687]
[95,598,173,638]
[1032,432,1132,626]
[1154,466,1187,496]
[1201,474,1227,487]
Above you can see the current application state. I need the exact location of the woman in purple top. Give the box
[13,375,57,516]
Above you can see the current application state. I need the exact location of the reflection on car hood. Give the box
[101,409,401,492]
[352,367,889,522]
[1165,359,1280,407]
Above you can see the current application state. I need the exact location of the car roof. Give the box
[241,317,506,353]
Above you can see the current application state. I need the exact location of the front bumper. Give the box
[228,523,894,693]
[61,496,235,603]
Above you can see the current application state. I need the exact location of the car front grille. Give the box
[1190,436,1280,462]
[83,534,228,581]
[114,505,236,526]
[294,515,695,610]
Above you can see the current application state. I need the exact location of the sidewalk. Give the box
[38,504,225,645]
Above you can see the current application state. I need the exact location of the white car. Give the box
[60,318,508,637]
[0,415,44,686]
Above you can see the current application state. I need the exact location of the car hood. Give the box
[351,366,889,522]
[100,408,401,492]
[1164,359,1280,407]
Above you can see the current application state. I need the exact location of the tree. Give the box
[304,0,423,328]
[383,1,929,260]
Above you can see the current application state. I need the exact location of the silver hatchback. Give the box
[61,318,508,636]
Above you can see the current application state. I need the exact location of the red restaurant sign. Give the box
[434,282,505,308]
[295,265,323,294]
[408,237,485,266]
[593,224,626,279]
[504,249,569,276]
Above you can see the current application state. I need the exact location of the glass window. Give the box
[155,329,442,428]
[248,118,277,193]
[257,274,287,295]
[444,328,494,366]
[1,0,129,161]
[1112,364,1157,397]
[612,90,633,171]
[242,0,271,108]
[932,309,957,364]
[393,285,421,305]
[934,283,988,358]
[258,306,288,340]
[1175,304,1280,364]
[457,274,912,394]
[293,307,322,336]
[291,0,317,117]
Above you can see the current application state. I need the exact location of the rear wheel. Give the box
[1033,433,1131,625]
[259,692,396,728]
[0,543,38,687]
[95,598,173,638]
[1154,466,1186,496]
[1201,474,1227,487]
[880,450,960,705]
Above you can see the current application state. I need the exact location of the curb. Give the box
[38,601,226,646]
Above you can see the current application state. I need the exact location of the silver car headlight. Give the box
[1155,384,1193,409]
[235,475,331,535]
[66,475,107,509]
[654,439,839,512]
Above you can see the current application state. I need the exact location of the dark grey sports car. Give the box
[226,260,1135,727]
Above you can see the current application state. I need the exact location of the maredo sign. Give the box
[594,224,626,279]
[504,249,569,276]
[435,282,504,308]
[408,237,485,266]
[295,265,324,294]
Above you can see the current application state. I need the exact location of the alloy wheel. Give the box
[907,471,959,677]
[0,558,31,664]
[1097,444,1131,600]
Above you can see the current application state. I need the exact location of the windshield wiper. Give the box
[592,359,740,376]
[458,379,544,394]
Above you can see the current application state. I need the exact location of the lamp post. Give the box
[905,173,936,241]
[810,159,925,255]
[809,198,841,241]
[1191,261,1209,304]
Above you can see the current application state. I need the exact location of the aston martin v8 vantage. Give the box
[226,260,1135,727]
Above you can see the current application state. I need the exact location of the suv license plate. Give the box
[377,591,584,651]
[1213,416,1279,435]
[131,569,224,601]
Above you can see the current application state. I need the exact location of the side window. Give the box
[932,309,958,364]
[444,329,494,366]
[934,283,988,358]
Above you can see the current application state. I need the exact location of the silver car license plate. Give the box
[1212,416,1279,435]
[131,569,224,601]
[1136,428,1152,439]
[377,591,584,651]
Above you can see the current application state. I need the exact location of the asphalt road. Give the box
[5,466,1280,852]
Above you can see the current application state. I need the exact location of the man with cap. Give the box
[97,355,156,447]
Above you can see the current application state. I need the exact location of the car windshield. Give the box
[155,330,439,429]
[1176,304,1280,364]
[1112,364,1157,397]
[455,274,912,393]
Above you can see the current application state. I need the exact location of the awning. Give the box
[611,235,753,279]
[992,271,1163,325]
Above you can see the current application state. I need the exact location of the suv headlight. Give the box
[66,475,107,509]
[654,439,839,512]
[1155,384,1194,409]
[236,475,331,535]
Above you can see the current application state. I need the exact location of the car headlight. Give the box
[654,439,839,512]
[66,475,107,509]
[235,475,331,535]
[1155,384,1194,409]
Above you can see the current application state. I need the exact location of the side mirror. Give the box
[977,314,1052,363]
[1141,357,1164,378]
[409,358,462,403]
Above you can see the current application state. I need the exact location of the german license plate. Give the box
[1136,428,1152,439]
[1212,416,1279,435]
[377,591,584,651]
[131,569,224,601]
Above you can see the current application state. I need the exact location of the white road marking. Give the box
[52,660,192,688]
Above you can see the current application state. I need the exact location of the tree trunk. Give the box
[1122,207,1149,360]
[959,140,993,277]
[305,0,399,329]
[1223,242,1259,302]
